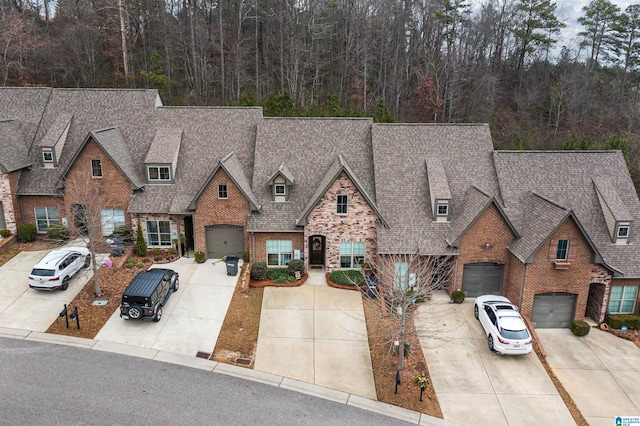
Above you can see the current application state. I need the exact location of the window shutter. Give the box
[567,239,577,261]
[548,240,558,259]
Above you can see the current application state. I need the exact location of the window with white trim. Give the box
[437,204,448,216]
[394,262,408,288]
[35,207,59,232]
[608,286,638,313]
[556,239,569,260]
[147,165,171,182]
[42,151,53,163]
[266,240,292,266]
[101,209,125,235]
[275,184,286,196]
[618,226,630,238]
[339,242,365,268]
[218,184,228,199]
[146,220,172,246]
[337,194,348,214]
[91,159,102,177]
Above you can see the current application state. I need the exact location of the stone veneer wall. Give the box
[131,214,181,249]
[587,267,612,322]
[0,171,17,233]
[304,172,377,272]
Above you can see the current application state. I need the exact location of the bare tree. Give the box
[63,170,116,297]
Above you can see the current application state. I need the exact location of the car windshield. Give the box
[31,268,55,277]
[500,317,529,339]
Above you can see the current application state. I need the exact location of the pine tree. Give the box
[135,224,147,257]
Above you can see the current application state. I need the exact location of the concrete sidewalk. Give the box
[254,269,377,399]
[537,327,640,426]
[414,291,574,426]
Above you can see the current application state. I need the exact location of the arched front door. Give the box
[308,235,325,268]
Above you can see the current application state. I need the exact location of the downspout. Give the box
[18,195,25,225]
[518,262,527,309]
[251,231,256,263]
[452,255,459,292]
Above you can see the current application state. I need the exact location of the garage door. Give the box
[205,225,244,259]
[461,263,503,298]
[531,293,576,328]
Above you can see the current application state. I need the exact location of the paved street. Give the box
[0,337,410,426]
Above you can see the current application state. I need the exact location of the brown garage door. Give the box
[205,225,244,259]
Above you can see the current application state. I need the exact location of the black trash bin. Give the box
[365,276,379,298]
[225,256,239,276]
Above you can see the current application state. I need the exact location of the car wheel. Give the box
[61,277,70,291]
[83,254,91,268]
[488,335,495,351]
[128,305,142,319]
[173,278,179,292]
[153,306,163,322]
[474,305,479,320]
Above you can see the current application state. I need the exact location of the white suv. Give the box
[28,247,91,291]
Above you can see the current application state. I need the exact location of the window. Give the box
[147,166,171,182]
[337,194,348,214]
[101,209,125,235]
[42,151,53,163]
[146,220,172,246]
[91,159,102,178]
[437,204,448,216]
[556,239,569,260]
[275,184,286,196]
[394,262,408,288]
[608,286,638,313]
[218,184,228,199]
[340,242,365,268]
[35,207,59,232]
[266,240,292,266]
[618,226,630,238]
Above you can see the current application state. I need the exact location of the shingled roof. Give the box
[248,118,376,232]
[0,120,32,173]
[494,151,640,276]
[372,123,499,254]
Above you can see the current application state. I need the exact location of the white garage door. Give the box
[205,225,244,259]
[462,263,504,298]
[531,292,576,328]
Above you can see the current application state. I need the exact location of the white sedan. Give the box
[473,295,532,355]
[28,247,91,291]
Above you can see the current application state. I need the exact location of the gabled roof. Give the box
[593,177,632,222]
[188,151,260,211]
[426,157,452,200]
[38,114,73,148]
[58,127,145,190]
[494,151,638,276]
[144,127,182,166]
[0,120,32,173]
[266,164,294,185]
[446,185,518,247]
[248,117,376,232]
[296,154,386,226]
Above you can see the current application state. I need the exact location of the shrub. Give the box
[17,223,37,243]
[571,320,590,336]
[267,268,296,283]
[194,251,206,264]
[605,313,640,330]
[451,290,465,304]
[166,248,176,256]
[135,224,147,257]
[0,228,11,238]
[151,247,162,256]
[251,261,268,280]
[136,262,145,268]
[125,259,137,268]
[46,224,69,241]
[329,269,364,286]
[112,225,133,243]
[287,259,305,275]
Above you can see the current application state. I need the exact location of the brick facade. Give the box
[518,217,593,321]
[19,195,66,232]
[253,232,305,265]
[192,168,251,259]
[304,172,378,272]
[63,139,133,235]
[609,277,640,315]
[453,203,515,294]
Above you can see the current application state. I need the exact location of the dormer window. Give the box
[437,204,448,217]
[267,165,294,203]
[42,151,54,163]
[615,222,631,244]
[147,165,171,182]
[618,226,629,238]
[434,200,450,222]
[274,183,286,202]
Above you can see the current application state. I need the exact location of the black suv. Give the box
[119,268,179,322]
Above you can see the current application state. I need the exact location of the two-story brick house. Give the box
[1,87,639,329]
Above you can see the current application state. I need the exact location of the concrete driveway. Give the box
[254,269,377,399]
[537,327,640,426]
[0,247,97,332]
[95,258,238,357]
[414,291,574,426]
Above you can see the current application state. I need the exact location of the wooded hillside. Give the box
[2,0,640,184]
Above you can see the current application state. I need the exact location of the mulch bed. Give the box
[249,273,307,287]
